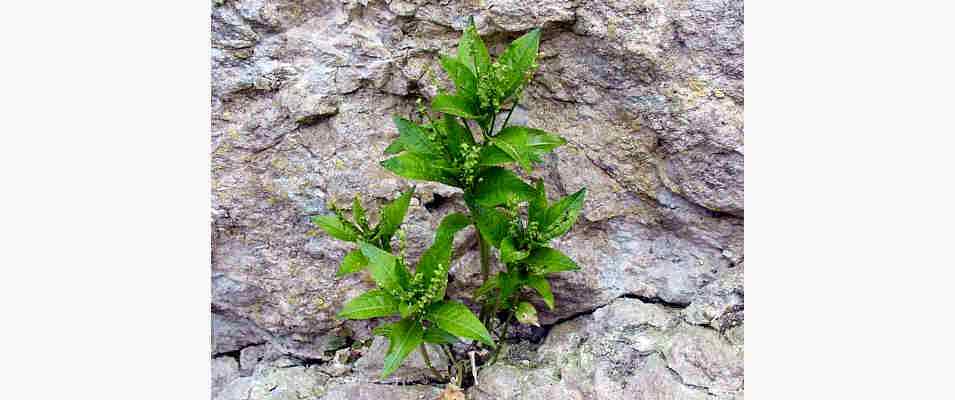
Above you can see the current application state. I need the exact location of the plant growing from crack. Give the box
[311,18,588,384]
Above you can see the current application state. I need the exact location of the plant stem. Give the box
[500,102,517,130]
[419,345,443,381]
[489,312,514,365]
[479,235,491,282]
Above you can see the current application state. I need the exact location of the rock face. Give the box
[212,0,743,397]
[469,298,744,400]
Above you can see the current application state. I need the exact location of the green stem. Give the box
[419,345,443,381]
[479,235,491,282]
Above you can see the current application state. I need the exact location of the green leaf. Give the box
[423,326,459,345]
[440,114,475,162]
[337,249,369,277]
[392,116,445,159]
[498,28,540,99]
[413,213,471,300]
[522,128,567,160]
[474,273,500,299]
[524,247,579,275]
[440,55,477,98]
[311,215,360,242]
[497,270,522,303]
[432,94,481,120]
[383,138,405,155]
[373,321,397,337]
[499,236,529,263]
[477,144,516,166]
[528,179,548,224]
[381,152,460,187]
[492,126,567,171]
[490,136,530,171]
[525,275,554,310]
[373,188,414,245]
[353,196,370,232]
[470,167,535,207]
[468,201,509,246]
[338,289,400,320]
[514,301,540,327]
[359,242,406,293]
[542,188,586,240]
[424,300,494,346]
[381,318,425,379]
[458,18,491,78]
[398,301,413,318]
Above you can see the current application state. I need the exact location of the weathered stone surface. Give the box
[212,0,744,395]
[470,298,743,399]
[215,357,330,400]
[213,355,442,400]
[354,336,451,383]
[212,312,263,355]
[318,380,443,400]
[212,356,241,398]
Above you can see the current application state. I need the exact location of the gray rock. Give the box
[211,1,745,390]
[215,358,329,400]
[318,381,443,400]
[213,356,441,400]
[470,297,743,399]
[212,356,240,398]
[354,336,450,383]
[684,262,744,329]
[240,343,282,376]
[212,312,263,355]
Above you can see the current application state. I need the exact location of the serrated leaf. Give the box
[490,136,530,171]
[499,236,529,263]
[468,200,509,247]
[528,179,548,224]
[524,247,579,275]
[440,55,477,98]
[424,300,494,346]
[498,28,540,99]
[423,326,459,345]
[398,301,413,318]
[458,18,491,78]
[381,152,460,187]
[373,321,397,337]
[514,301,540,327]
[542,188,586,240]
[359,242,405,293]
[393,116,445,159]
[432,94,481,120]
[440,114,475,162]
[474,273,500,299]
[470,167,535,207]
[353,196,370,232]
[373,188,414,245]
[338,289,400,320]
[384,138,405,154]
[525,275,554,310]
[311,215,360,242]
[381,318,425,379]
[477,144,516,166]
[492,126,566,172]
[413,213,471,300]
[337,249,369,277]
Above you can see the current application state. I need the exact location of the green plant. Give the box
[310,190,413,277]
[472,181,586,329]
[311,18,588,383]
